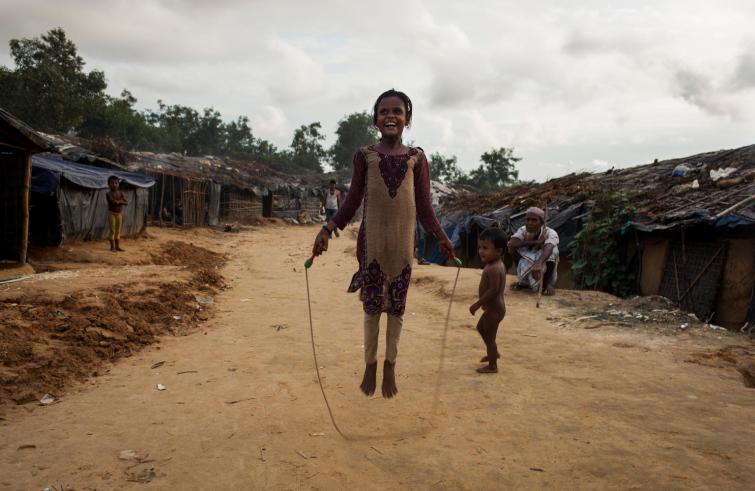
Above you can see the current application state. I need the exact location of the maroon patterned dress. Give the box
[332,146,442,316]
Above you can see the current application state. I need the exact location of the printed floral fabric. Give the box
[387,264,412,316]
[377,152,410,198]
[349,259,412,316]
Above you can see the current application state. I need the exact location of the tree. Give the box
[194,107,225,155]
[330,111,378,170]
[145,102,228,155]
[289,122,327,172]
[0,27,107,132]
[464,147,521,192]
[249,138,279,163]
[224,116,255,154]
[428,152,464,184]
[77,90,157,150]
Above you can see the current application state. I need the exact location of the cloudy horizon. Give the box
[1,0,754,181]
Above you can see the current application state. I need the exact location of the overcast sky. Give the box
[2,0,754,180]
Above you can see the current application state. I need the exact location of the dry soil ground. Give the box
[1,224,754,490]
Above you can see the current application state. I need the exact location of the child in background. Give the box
[470,228,507,373]
[106,176,128,252]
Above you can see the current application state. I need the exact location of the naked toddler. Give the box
[469,228,507,373]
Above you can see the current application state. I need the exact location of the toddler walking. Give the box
[469,228,507,373]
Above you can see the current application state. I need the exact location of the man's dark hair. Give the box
[372,89,412,126]
[479,227,507,251]
[108,175,119,184]
[329,179,336,185]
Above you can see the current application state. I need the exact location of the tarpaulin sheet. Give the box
[57,185,149,242]
[420,202,590,265]
[32,153,154,193]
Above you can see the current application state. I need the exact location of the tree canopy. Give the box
[330,111,378,170]
[428,147,521,192]
[465,147,521,191]
[428,152,463,184]
[0,28,524,182]
[0,27,107,133]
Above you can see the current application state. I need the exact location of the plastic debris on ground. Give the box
[195,294,213,305]
[119,449,138,460]
[39,394,55,405]
[156,384,166,391]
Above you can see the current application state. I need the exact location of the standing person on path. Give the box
[106,176,128,252]
[321,180,341,237]
[469,228,507,374]
[312,89,454,398]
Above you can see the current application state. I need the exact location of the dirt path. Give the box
[1,225,754,490]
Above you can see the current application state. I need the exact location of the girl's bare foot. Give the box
[359,362,377,396]
[382,360,398,398]
[476,365,498,374]
[479,353,501,363]
[543,284,556,296]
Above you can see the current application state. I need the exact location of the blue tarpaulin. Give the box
[32,153,154,194]
[29,153,154,243]
[419,202,590,265]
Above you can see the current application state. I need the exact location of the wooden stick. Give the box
[158,173,165,227]
[713,193,755,220]
[678,244,725,303]
[172,175,176,227]
[672,249,681,303]
[536,202,548,308]
[19,153,31,264]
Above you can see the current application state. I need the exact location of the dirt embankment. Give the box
[0,239,227,408]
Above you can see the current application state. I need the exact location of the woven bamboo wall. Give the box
[222,189,262,223]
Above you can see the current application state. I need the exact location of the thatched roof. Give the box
[125,151,317,196]
[442,144,755,231]
[0,107,51,152]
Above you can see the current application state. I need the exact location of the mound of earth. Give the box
[0,240,227,409]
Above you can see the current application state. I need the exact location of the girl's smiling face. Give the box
[376,96,407,139]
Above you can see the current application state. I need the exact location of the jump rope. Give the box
[304,253,463,440]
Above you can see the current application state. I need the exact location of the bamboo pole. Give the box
[158,173,165,227]
[536,202,548,308]
[713,193,755,220]
[172,176,176,227]
[18,152,31,264]
[672,249,681,303]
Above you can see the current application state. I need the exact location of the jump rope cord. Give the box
[304,265,347,439]
[431,265,461,415]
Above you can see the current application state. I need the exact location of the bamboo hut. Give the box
[0,108,50,264]
[436,144,755,329]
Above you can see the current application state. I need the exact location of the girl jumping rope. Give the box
[312,89,454,398]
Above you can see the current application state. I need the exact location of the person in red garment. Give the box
[312,89,454,398]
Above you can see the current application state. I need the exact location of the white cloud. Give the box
[1,0,754,181]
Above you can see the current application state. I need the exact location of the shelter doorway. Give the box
[263,190,273,218]
[0,150,29,262]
